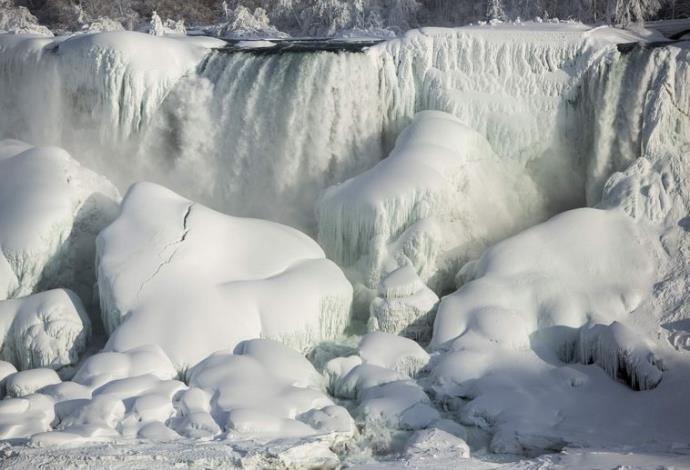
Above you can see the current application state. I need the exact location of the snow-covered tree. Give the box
[613,0,662,25]
[0,0,53,35]
[486,0,506,21]
[149,9,164,35]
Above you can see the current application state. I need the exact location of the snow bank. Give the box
[0,289,90,371]
[0,141,119,310]
[97,182,352,370]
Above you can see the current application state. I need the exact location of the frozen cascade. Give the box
[0,26,688,236]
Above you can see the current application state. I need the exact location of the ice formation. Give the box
[0,24,649,233]
[97,182,353,370]
[318,110,546,300]
[0,22,690,468]
[564,321,663,391]
[0,140,119,308]
[0,289,90,371]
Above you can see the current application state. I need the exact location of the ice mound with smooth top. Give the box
[97,182,353,370]
[0,140,120,306]
[0,289,90,371]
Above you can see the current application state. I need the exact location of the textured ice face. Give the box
[0,140,120,309]
[0,289,91,371]
[97,182,353,370]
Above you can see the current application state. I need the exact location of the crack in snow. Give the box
[136,203,193,299]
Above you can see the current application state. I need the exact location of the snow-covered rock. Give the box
[0,360,16,397]
[0,393,55,439]
[405,427,470,460]
[0,141,119,309]
[72,345,177,389]
[5,369,61,398]
[97,182,352,370]
[358,332,429,377]
[0,289,90,371]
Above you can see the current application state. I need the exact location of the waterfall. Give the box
[0,27,688,236]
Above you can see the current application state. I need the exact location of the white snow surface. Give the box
[97,182,353,370]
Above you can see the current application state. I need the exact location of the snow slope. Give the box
[97,182,353,370]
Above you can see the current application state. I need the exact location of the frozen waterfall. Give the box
[0,26,688,237]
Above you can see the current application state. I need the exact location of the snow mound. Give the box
[404,427,470,460]
[358,332,429,377]
[0,289,90,371]
[432,208,656,348]
[186,340,354,440]
[0,393,54,439]
[97,182,352,370]
[425,148,690,453]
[328,342,441,452]
[72,345,177,389]
[0,141,120,309]
[4,369,60,398]
[318,110,546,319]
